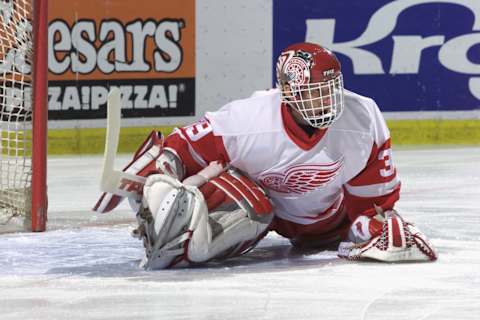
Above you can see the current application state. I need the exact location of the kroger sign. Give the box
[273,0,480,112]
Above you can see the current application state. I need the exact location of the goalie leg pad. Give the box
[187,207,272,263]
[136,169,274,269]
[136,174,203,269]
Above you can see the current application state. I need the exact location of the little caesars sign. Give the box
[48,0,195,120]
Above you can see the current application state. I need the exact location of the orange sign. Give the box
[48,0,195,119]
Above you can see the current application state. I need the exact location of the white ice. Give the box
[1,147,479,320]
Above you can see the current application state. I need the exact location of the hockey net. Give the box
[0,0,48,232]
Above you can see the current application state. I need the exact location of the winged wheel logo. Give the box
[259,158,344,195]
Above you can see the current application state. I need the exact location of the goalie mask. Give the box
[276,42,344,129]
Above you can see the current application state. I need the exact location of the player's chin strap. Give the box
[338,208,437,262]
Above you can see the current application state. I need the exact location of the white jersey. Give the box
[166,88,400,230]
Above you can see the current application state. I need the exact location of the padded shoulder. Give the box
[333,89,389,144]
[205,89,282,136]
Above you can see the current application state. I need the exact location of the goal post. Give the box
[31,0,48,232]
[0,0,48,232]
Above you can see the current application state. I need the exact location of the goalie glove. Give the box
[338,210,437,262]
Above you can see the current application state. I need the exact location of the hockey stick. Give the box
[99,88,146,200]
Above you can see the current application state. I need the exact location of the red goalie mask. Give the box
[276,42,344,128]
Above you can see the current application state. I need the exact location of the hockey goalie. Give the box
[94,42,437,269]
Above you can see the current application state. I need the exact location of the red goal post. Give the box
[0,0,48,232]
[31,0,48,232]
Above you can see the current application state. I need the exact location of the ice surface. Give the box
[1,147,479,320]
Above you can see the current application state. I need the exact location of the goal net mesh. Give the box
[0,0,34,226]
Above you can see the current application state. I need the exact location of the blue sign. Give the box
[273,0,480,112]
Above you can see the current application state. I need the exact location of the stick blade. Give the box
[99,88,147,201]
[100,88,121,191]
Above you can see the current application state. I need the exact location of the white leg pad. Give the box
[187,208,272,263]
[136,173,273,269]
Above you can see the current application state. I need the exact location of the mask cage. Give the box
[280,74,345,129]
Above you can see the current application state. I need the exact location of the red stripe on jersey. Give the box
[348,139,397,187]
[164,119,230,177]
[178,119,230,164]
[214,135,231,162]
[343,183,400,220]
[164,133,204,176]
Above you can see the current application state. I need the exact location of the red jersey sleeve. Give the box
[344,101,401,220]
[164,118,230,177]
